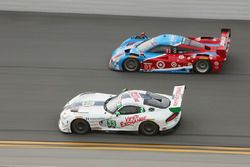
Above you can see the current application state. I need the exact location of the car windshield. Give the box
[137,39,155,51]
[105,96,120,113]
[183,38,205,48]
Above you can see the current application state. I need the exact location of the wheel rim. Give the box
[144,123,155,134]
[76,122,85,131]
[196,61,209,73]
[125,59,138,71]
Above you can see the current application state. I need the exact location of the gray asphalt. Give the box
[0,11,250,146]
[0,147,249,167]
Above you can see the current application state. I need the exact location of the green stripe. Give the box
[169,107,181,113]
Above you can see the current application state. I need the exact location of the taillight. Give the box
[166,113,178,122]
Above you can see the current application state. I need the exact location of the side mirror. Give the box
[140,107,145,113]
[122,88,128,92]
[115,111,121,117]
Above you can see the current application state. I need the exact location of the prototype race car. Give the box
[58,85,185,136]
[109,29,231,74]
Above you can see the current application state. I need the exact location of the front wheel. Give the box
[71,119,90,134]
[139,121,159,136]
[123,58,140,72]
[194,60,211,74]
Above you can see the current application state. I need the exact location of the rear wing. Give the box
[169,85,186,113]
[217,28,231,61]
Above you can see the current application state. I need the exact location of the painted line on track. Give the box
[0,141,250,155]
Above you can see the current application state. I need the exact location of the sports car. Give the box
[109,29,231,74]
[58,85,185,136]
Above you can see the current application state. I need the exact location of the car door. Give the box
[142,45,170,71]
[114,105,147,131]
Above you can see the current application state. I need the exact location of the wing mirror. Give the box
[115,111,121,117]
[122,88,128,92]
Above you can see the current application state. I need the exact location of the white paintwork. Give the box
[58,86,185,134]
[0,0,250,20]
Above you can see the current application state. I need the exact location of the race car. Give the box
[109,29,231,74]
[58,85,185,136]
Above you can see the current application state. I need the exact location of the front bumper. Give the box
[58,118,71,133]
[109,59,122,71]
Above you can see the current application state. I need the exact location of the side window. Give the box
[118,106,142,115]
[149,45,172,53]
[175,47,197,54]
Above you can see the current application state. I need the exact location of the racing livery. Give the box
[109,29,231,74]
[58,85,185,136]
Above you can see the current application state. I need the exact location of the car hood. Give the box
[112,37,147,57]
[64,92,115,113]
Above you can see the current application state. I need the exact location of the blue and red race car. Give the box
[109,29,231,74]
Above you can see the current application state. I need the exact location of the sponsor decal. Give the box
[173,87,182,106]
[171,62,177,67]
[120,115,146,127]
[130,92,141,102]
[178,55,185,59]
[214,61,219,66]
[156,61,165,69]
[199,56,209,60]
[88,117,105,121]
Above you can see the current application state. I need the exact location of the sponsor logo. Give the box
[156,61,165,69]
[214,61,219,66]
[173,87,182,106]
[171,62,177,67]
[130,92,141,102]
[120,115,146,127]
[178,55,185,59]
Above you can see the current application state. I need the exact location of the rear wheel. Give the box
[139,121,159,136]
[71,119,90,134]
[123,58,140,72]
[194,60,211,74]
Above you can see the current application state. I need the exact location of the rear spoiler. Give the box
[217,28,231,61]
[169,85,186,113]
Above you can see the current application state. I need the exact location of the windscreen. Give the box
[183,38,205,48]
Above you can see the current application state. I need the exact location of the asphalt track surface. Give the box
[0,147,250,167]
[0,11,250,147]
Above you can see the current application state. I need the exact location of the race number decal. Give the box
[106,120,116,128]
[144,63,152,70]
[156,61,165,69]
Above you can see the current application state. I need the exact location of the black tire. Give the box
[123,58,140,72]
[71,119,90,134]
[194,60,211,74]
[139,121,159,136]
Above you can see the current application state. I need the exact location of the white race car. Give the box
[58,85,185,136]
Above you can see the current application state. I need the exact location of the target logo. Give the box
[178,55,185,59]
[156,61,165,69]
[171,62,177,67]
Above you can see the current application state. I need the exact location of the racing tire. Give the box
[123,58,140,72]
[71,119,90,134]
[139,121,159,136]
[194,60,211,74]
